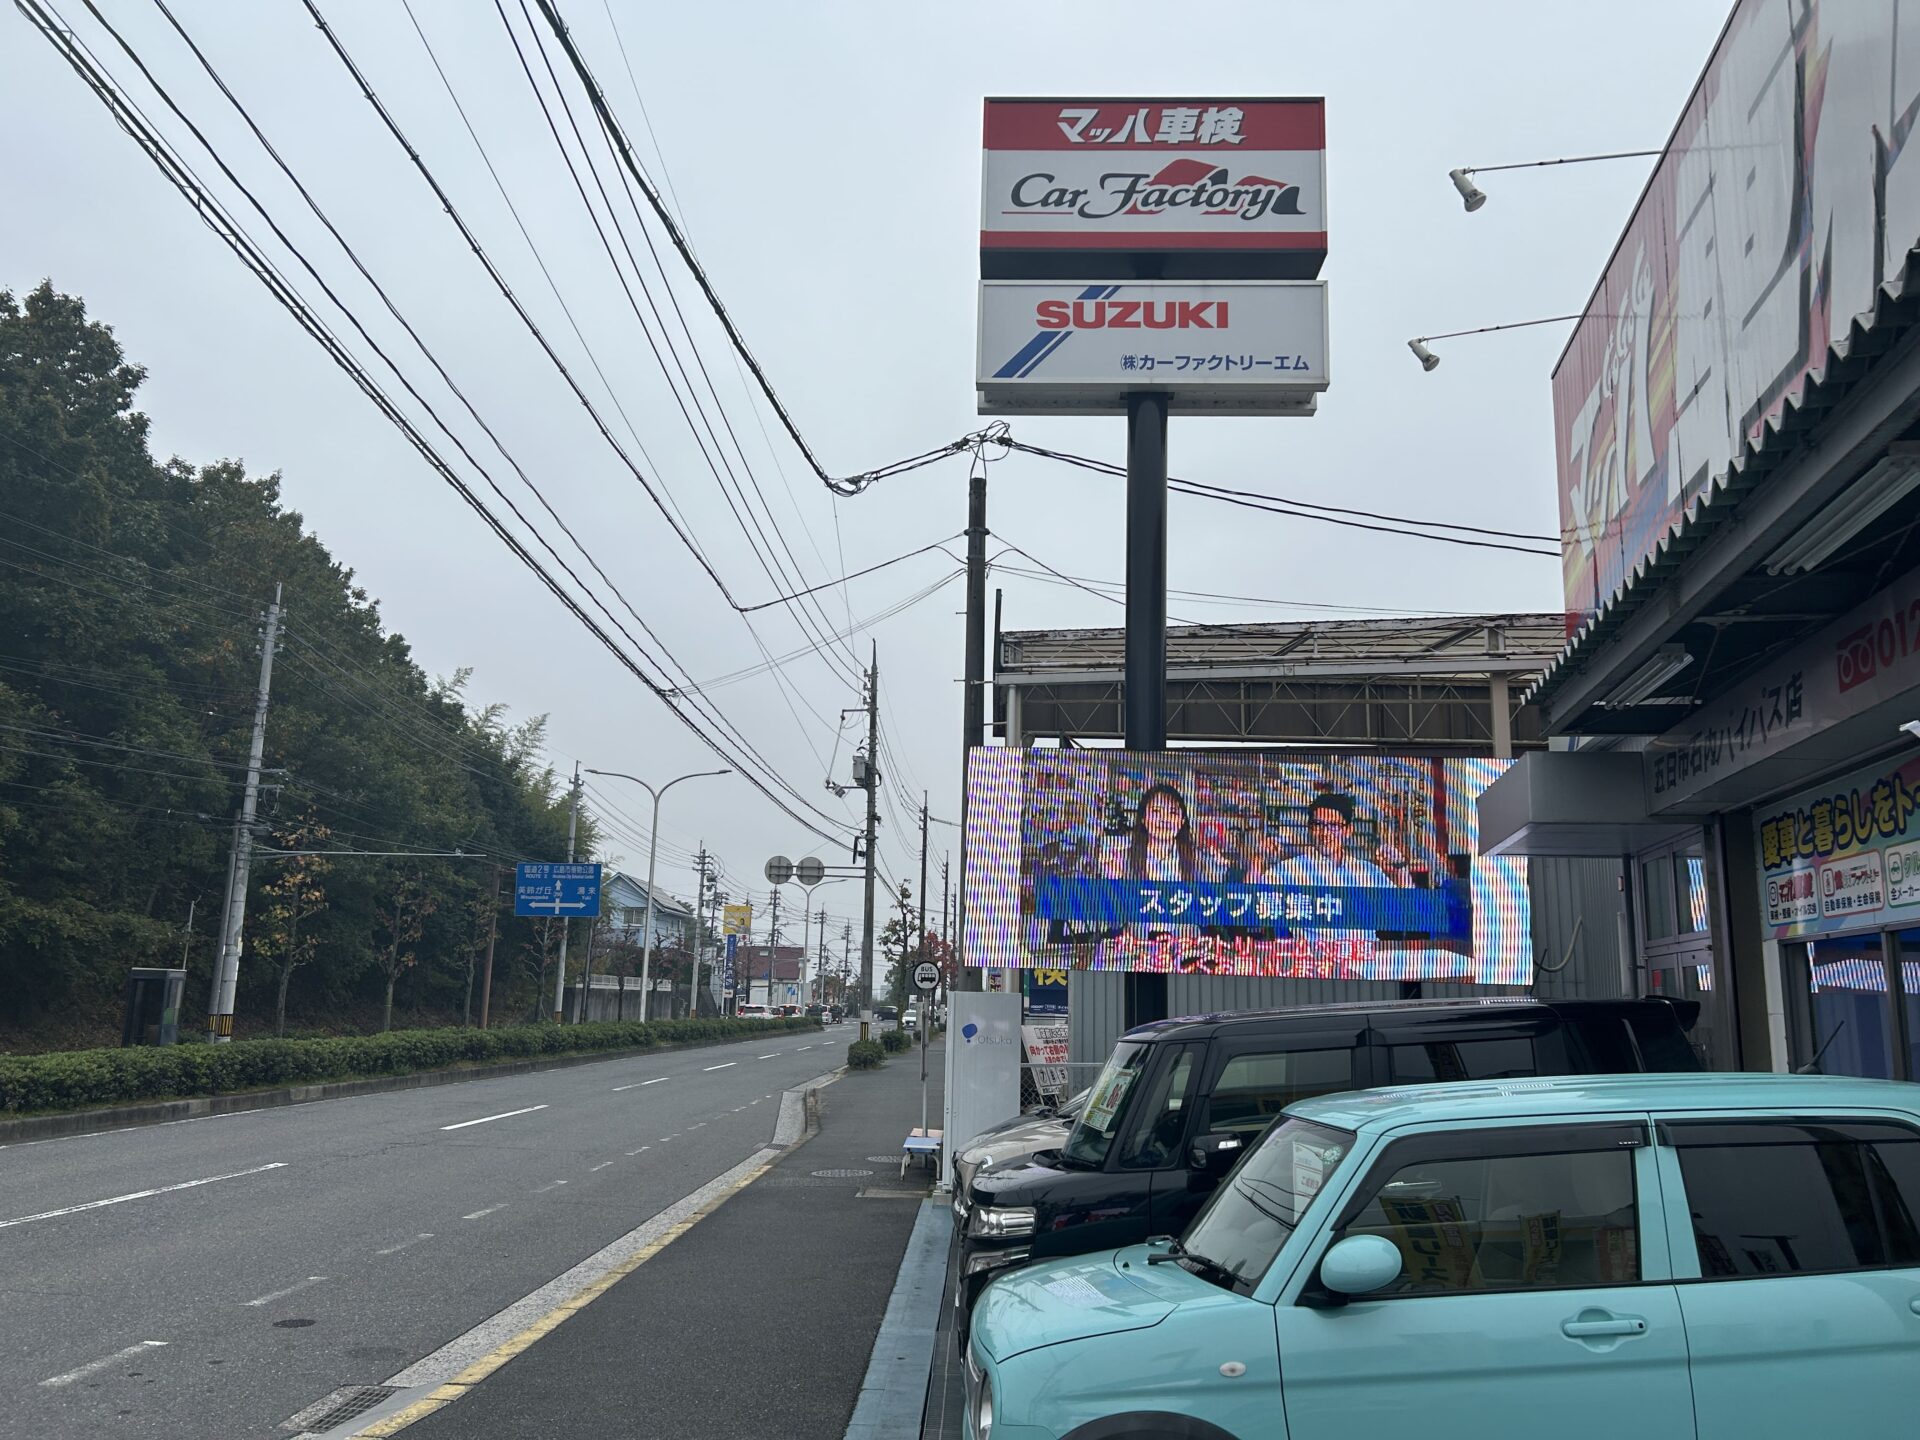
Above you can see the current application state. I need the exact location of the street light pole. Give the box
[585,768,730,1022]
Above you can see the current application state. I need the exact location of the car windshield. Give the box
[1183,1116,1355,1290]
[1062,1042,1151,1167]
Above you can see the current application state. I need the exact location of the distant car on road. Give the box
[875,1005,899,1022]
[735,1003,771,1019]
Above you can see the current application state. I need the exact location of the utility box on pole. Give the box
[123,967,186,1047]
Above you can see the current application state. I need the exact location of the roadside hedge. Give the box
[0,1016,821,1117]
[879,1027,912,1053]
[846,1039,885,1070]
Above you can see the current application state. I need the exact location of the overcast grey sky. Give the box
[1,0,1730,931]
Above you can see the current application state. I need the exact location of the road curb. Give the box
[843,1199,951,1440]
[0,1030,827,1146]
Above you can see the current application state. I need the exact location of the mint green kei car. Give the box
[966,1072,1920,1440]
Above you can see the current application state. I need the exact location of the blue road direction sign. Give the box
[514,862,603,918]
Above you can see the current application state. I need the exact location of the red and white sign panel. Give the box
[982,98,1326,280]
[977,280,1326,415]
[1554,0,1920,636]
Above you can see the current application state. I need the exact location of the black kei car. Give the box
[952,996,1701,1339]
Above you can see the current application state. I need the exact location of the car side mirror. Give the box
[1189,1132,1244,1171]
[1318,1235,1403,1298]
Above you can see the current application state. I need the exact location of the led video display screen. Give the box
[965,748,1530,984]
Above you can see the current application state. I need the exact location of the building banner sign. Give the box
[722,902,752,937]
[1021,1022,1071,1097]
[1754,752,1920,941]
[1554,0,1920,634]
[977,279,1327,415]
[965,747,1529,984]
[981,98,1326,279]
[1647,562,1920,811]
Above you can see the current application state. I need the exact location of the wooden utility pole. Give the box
[479,863,500,1029]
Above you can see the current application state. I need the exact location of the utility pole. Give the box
[918,792,930,973]
[479,864,500,1029]
[958,455,987,992]
[941,853,951,961]
[817,908,828,1006]
[207,583,281,1043]
[766,884,782,1010]
[841,919,852,1007]
[691,844,712,1021]
[859,644,880,1021]
[551,762,581,1022]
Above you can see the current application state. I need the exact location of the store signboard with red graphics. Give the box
[1553,0,1920,636]
[1755,753,1920,942]
[978,279,1327,415]
[982,98,1327,280]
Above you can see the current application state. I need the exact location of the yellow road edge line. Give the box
[347,1158,777,1438]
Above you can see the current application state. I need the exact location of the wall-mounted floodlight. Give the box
[1447,149,1663,212]
[1405,314,1584,371]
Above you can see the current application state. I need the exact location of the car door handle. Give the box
[1562,1317,1646,1339]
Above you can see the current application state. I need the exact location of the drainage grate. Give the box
[810,1167,873,1178]
[281,1385,402,1433]
[857,1188,926,1199]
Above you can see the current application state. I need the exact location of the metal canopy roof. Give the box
[995,613,1564,748]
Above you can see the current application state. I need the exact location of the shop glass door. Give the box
[1797,932,1898,1079]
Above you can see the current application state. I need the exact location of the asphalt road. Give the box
[0,1026,850,1439]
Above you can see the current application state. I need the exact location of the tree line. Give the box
[0,283,600,1048]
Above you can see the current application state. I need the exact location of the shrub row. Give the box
[0,1016,820,1116]
[879,1027,912,1053]
[846,1039,885,1070]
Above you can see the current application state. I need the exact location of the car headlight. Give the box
[968,1204,1035,1239]
[967,1346,994,1440]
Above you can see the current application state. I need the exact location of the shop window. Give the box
[1678,851,1709,934]
[1897,933,1920,1083]
[1795,934,1898,1080]
[1641,855,1677,941]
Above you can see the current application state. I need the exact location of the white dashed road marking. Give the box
[703,1062,738,1072]
[375,1234,435,1256]
[40,1341,167,1389]
[244,1276,326,1307]
[463,1204,508,1220]
[533,1181,568,1194]
[441,1105,548,1131]
[0,1162,288,1231]
[590,1161,614,1172]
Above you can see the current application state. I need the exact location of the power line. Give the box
[531,0,971,498]
[20,0,851,842]
[139,0,835,811]
[1000,439,1561,555]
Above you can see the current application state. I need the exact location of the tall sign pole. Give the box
[958,452,987,991]
[1124,392,1170,750]
[207,582,281,1043]
[552,763,581,1022]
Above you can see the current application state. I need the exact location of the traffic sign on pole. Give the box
[912,960,941,993]
[514,862,602,918]
[795,856,825,887]
[764,855,794,886]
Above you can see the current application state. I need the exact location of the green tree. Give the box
[255,811,332,1037]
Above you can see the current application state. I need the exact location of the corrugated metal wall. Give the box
[1066,857,1632,1064]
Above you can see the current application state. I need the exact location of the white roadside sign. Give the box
[977,279,1327,415]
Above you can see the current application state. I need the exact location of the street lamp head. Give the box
[1449,167,1488,212]
[1408,338,1441,372]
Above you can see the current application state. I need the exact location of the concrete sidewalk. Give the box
[397,1036,947,1440]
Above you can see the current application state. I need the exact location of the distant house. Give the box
[737,943,806,1007]
[601,870,697,954]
